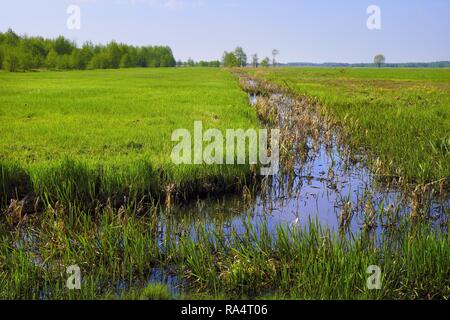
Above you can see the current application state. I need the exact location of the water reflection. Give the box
[164,80,448,239]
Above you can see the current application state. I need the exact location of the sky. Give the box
[1,0,449,63]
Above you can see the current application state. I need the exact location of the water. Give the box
[148,80,448,294]
[165,80,447,238]
[22,77,450,297]
[168,138,447,236]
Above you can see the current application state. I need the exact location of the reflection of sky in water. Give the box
[168,134,447,239]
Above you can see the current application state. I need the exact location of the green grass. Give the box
[1,67,448,301]
[0,68,259,206]
[0,205,448,300]
[247,67,450,183]
[121,283,173,300]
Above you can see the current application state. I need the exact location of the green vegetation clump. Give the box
[140,283,172,300]
[222,47,248,68]
[0,28,176,72]
[248,67,450,183]
[0,68,259,206]
[121,283,172,300]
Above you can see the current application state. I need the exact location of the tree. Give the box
[56,54,72,70]
[46,49,58,69]
[0,29,177,72]
[20,51,35,71]
[88,51,112,69]
[146,48,159,68]
[261,57,270,68]
[3,28,19,46]
[374,54,386,68]
[119,53,133,68]
[209,60,220,68]
[22,37,47,68]
[136,47,148,67]
[77,42,94,69]
[70,49,85,69]
[106,41,122,69]
[186,58,195,67]
[3,47,22,72]
[0,46,3,69]
[234,47,247,67]
[53,36,75,55]
[251,54,259,68]
[160,48,176,67]
[222,51,238,68]
[272,49,279,67]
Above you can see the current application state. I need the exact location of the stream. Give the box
[140,76,449,297]
[166,77,448,236]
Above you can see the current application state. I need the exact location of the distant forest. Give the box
[0,29,176,72]
[1,29,449,72]
[284,61,450,68]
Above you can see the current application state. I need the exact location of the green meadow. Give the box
[0,68,259,206]
[248,67,450,183]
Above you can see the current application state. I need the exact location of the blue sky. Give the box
[1,0,449,63]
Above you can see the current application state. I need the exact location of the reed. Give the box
[1,205,448,300]
[246,67,450,186]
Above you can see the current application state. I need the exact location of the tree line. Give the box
[222,47,279,68]
[0,29,176,72]
[176,59,221,68]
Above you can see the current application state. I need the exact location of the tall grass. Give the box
[1,205,448,300]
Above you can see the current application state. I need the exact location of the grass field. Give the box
[248,67,450,184]
[0,68,259,206]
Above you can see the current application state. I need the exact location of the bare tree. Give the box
[272,49,279,67]
[251,54,259,68]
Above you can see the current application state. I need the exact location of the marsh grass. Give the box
[0,204,448,300]
[247,68,450,185]
[1,68,448,301]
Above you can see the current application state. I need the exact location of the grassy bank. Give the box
[0,68,259,207]
[1,205,448,300]
[247,68,450,184]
